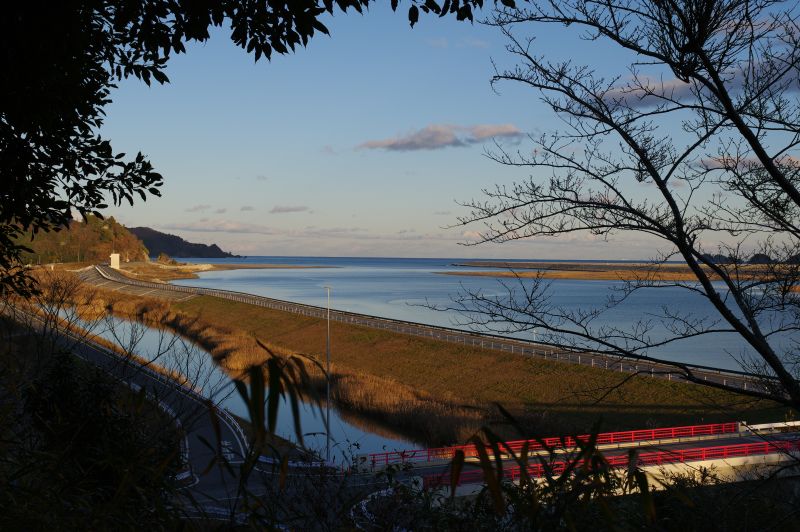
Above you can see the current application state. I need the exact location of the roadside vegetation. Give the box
[173,296,788,444]
[6,0,800,528]
[4,273,799,530]
[0,314,181,529]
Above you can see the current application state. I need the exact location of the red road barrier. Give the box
[426,438,800,488]
[367,422,740,468]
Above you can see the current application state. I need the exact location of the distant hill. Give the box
[17,215,148,264]
[127,227,239,258]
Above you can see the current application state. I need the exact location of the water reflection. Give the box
[179,260,794,372]
[83,314,415,457]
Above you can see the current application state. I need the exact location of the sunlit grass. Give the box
[63,279,788,446]
[170,296,787,443]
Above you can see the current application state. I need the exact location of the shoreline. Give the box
[68,268,785,447]
[439,270,708,282]
[444,260,775,282]
[115,261,333,282]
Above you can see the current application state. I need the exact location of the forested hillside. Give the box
[17,216,147,264]
[128,227,237,258]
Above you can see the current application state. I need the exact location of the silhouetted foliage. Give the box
[354,417,800,530]
[130,226,237,258]
[0,351,180,529]
[454,0,800,411]
[748,253,775,265]
[0,0,499,296]
[701,253,735,264]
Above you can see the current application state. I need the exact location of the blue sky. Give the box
[101,4,664,259]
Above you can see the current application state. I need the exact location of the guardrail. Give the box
[102,342,251,460]
[426,438,800,488]
[91,265,775,395]
[364,422,740,467]
[30,303,252,460]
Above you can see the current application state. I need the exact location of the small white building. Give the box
[109,253,120,270]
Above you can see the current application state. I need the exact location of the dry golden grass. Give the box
[4,286,190,391]
[116,262,206,281]
[441,261,781,283]
[58,269,787,446]
[441,269,710,282]
[170,295,787,444]
[71,286,473,443]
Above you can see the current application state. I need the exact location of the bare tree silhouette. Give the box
[451,0,800,408]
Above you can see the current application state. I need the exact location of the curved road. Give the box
[9,310,267,519]
[10,299,798,527]
[10,307,392,526]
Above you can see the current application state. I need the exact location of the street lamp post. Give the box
[324,285,332,463]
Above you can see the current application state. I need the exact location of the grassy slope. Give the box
[174,296,787,437]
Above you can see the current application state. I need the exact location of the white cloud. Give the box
[358,123,524,152]
[270,205,309,214]
[162,220,278,235]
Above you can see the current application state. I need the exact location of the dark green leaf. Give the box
[408,5,419,27]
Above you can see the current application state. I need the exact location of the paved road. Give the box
[414,431,800,488]
[9,307,389,526]
[7,310,267,516]
[9,304,798,527]
[81,265,775,394]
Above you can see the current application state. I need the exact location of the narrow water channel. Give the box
[75,314,415,458]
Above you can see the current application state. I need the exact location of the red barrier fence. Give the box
[367,422,740,468]
[426,438,800,488]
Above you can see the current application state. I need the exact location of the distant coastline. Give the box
[117,261,333,282]
[128,226,240,259]
[443,260,766,282]
[452,260,703,271]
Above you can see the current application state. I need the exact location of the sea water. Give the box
[176,256,792,372]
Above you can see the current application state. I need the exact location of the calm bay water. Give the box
[177,256,780,372]
[84,256,793,455]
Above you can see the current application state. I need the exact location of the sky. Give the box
[100,3,673,259]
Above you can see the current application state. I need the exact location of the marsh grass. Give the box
[71,288,484,444]
[72,281,787,446]
[172,296,788,440]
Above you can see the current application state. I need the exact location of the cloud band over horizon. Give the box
[358,123,524,151]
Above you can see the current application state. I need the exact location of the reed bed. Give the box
[173,296,787,439]
[72,285,481,444]
[62,276,787,446]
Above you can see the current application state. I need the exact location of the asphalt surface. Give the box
[34,318,250,503]
[405,430,800,492]
[8,309,387,526]
[8,304,798,527]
